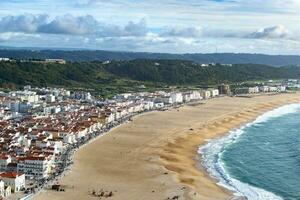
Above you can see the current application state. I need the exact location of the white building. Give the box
[23,85,31,91]
[43,107,53,115]
[200,90,211,99]
[46,95,56,103]
[182,93,191,103]
[154,102,164,109]
[105,112,115,124]
[0,58,10,62]
[0,180,11,197]
[45,59,66,64]
[277,86,286,92]
[190,91,202,100]
[17,156,52,180]
[115,93,132,100]
[160,96,173,105]
[9,91,39,103]
[9,101,31,113]
[170,93,183,104]
[0,155,11,172]
[62,132,76,144]
[143,101,154,110]
[74,92,92,101]
[269,86,278,92]
[259,86,269,93]
[209,89,219,97]
[0,172,25,193]
[248,87,259,94]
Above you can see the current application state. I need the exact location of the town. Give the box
[0,81,290,199]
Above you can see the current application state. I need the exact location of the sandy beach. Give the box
[34,93,300,200]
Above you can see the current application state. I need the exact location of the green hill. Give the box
[0,59,299,96]
[2,49,300,66]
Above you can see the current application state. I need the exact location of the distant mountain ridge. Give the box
[1,49,300,66]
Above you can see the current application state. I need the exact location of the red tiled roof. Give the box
[0,172,23,179]
[0,156,9,160]
[19,156,46,161]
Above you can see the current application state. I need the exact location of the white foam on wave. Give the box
[253,103,300,124]
[199,103,300,200]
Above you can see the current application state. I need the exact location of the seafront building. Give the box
[200,90,211,99]
[0,172,25,193]
[218,84,231,95]
[234,85,287,95]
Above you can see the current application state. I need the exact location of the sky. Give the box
[0,0,300,54]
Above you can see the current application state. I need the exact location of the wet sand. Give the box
[35,93,300,200]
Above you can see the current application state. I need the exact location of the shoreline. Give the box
[160,96,300,200]
[35,93,300,200]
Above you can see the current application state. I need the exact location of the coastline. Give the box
[34,93,300,200]
[199,103,300,200]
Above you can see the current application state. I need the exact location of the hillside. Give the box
[1,49,300,66]
[104,60,300,84]
[0,59,299,96]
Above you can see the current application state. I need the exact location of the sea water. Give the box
[199,104,300,200]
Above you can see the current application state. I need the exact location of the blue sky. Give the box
[0,0,300,54]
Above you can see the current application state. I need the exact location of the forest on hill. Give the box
[1,49,300,66]
[0,59,299,96]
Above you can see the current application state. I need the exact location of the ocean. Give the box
[199,103,300,200]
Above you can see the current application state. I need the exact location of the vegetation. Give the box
[104,60,300,84]
[3,49,300,66]
[0,59,300,97]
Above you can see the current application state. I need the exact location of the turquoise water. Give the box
[200,104,300,200]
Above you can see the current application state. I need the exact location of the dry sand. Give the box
[35,93,300,200]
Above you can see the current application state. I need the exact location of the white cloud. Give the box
[38,15,99,35]
[123,19,148,37]
[249,25,291,39]
[159,25,295,41]
[0,14,150,38]
[0,32,15,42]
[0,14,47,33]
[0,32,40,42]
[161,26,203,38]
